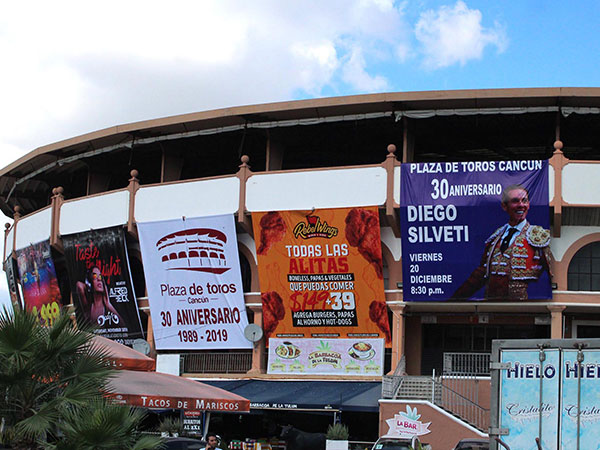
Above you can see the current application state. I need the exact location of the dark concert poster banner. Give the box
[400,160,551,302]
[4,255,22,309]
[62,226,144,345]
[15,240,62,326]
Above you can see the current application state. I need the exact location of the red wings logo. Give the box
[155,228,230,274]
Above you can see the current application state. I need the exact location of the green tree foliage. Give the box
[326,423,349,440]
[44,400,162,450]
[0,307,162,449]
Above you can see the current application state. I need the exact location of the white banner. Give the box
[137,215,251,350]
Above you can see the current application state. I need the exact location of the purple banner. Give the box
[400,160,551,301]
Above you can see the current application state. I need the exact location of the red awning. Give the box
[106,370,250,412]
[91,335,156,371]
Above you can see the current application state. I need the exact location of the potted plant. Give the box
[158,416,183,437]
[325,423,349,450]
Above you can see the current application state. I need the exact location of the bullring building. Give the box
[3,87,600,447]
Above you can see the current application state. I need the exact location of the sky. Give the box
[1,0,599,308]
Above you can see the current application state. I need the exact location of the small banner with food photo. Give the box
[252,207,391,347]
[268,338,384,376]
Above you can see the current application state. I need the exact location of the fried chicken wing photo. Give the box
[345,208,383,278]
[261,291,285,339]
[257,211,287,255]
[369,300,391,343]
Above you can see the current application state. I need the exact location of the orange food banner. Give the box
[252,207,391,347]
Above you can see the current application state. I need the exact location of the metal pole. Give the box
[432,368,436,403]
[203,411,211,441]
[576,345,584,450]
[537,346,545,447]
[495,437,511,450]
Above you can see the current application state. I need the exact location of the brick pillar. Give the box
[146,311,156,358]
[127,170,140,235]
[388,303,406,374]
[247,303,266,374]
[548,305,565,339]
[236,155,253,236]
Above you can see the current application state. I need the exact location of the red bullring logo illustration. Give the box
[156,228,230,274]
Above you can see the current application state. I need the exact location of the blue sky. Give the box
[0,0,599,307]
[2,1,599,161]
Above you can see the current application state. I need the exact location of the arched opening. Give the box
[567,241,600,291]
[239,251,252,293]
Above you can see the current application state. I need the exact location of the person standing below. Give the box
[452,184,553,301]
[205,432,222,450]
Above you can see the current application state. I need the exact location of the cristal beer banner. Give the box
[268,338,384,376]
[15,240,62,326]
[500,349,560,450]
[252,207,390,346]
[62,226,144,345]
[560,350,600,446]
[137,215,251,350]
[400,160,551,301]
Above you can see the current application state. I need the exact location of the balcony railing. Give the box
[182,351,252,374]
[381,374,490,432]
[443,352,491,376]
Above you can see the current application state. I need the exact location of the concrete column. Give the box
[247,304,266,374]
[236,155,253,236]
[548,305,566,339]
[388,303,406,374]
[146,311,156,358]
[49,187,64,249]
[127,170,140,235]
[549,140,566,238]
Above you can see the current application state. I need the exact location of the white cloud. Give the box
[291,42,339,96]
[0,0,412,160]
[415,1,507,69]
[342,46,389,92]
